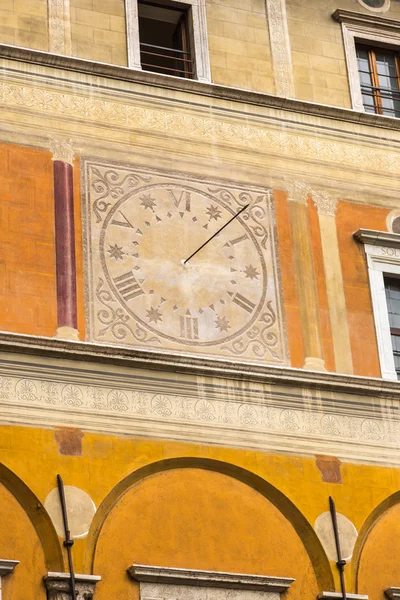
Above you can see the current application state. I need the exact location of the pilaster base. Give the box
[303,357,327,371]
[55,326,80,341]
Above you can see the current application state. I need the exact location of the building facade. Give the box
[1,0,400,598]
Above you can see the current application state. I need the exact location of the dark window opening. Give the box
[385,276,400,380]
[138,0,194,78]
[356,44,400,118]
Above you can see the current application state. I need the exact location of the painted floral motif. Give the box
[62,385,83,407]
[16,379,38,402]
[108,390,128,411]
[195,400,215,421]
[152,394,172,417]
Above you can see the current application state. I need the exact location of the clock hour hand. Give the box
[183,204,249,265]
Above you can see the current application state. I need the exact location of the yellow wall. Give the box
[93,468,319,600]
[1,425,400,596]
[0,483,47,600]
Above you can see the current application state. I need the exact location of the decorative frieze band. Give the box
[1,353,400,465]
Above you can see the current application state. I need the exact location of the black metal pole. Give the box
[329,496,347,600]
[57,474,77,600]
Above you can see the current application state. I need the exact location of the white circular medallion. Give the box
[44,485,96,539]
[315,511,358,561]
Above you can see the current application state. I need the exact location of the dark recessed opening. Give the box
[138,0,194,78]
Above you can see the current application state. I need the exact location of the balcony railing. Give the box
[140,42,194,78]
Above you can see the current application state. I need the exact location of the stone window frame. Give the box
[333,9,400,112]
[354,229,400,380]
[125,0,211,82]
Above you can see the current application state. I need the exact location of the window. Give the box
[356,45,400,117]
[384,277,400,379]
[333,9,400,115]
[354,229,400,380]
[125,0,211,82]
[138,1,193,78]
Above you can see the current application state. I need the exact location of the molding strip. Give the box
[354,229,400,248]
[128,565,294,592]
[1,44,400,131]
[0,331,399,395]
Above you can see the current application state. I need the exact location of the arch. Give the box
[353,489,400,591]
[85,456,333,589]
[0,462,63,571]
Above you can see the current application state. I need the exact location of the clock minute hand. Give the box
[183,204,249,265]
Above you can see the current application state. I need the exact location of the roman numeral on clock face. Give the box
[113,271,144,301]
[111,211,134,228]
[180,316,199,340]
[232,293,256,313]
[168,189,191,212]
[229,234,248,246]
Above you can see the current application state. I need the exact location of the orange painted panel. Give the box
[274,190,305,368]
[0,483,47,600]
[93,468,319,600]
[336,201,389,377]
[0,142,57,336]
[307,198,335,372]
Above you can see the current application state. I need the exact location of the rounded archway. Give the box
[355,491,400,597]
[87,457,332,598]
[0,463,63,599]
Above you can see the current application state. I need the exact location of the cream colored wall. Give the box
[3,0,400,107]
[206,0,274,93]
[70,0,128,66]
[0,0,48,50]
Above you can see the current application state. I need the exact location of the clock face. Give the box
[100,184,266,346]
[84,161,287,365]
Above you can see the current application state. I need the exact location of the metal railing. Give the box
[140,42,194,78]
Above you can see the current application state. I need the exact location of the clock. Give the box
[85,161,287,364]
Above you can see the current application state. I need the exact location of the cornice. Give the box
[354,228,400,248]
[0,560,19,577]
[1,44,400,132]
[332,8,400,32]
[128,565,294,592]
[0,331,399,398]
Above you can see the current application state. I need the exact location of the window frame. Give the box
[333,9,400,113]
[354,229,400,380]
[125,0,211,82]
[356,44,400,116]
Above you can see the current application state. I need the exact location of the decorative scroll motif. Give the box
[95,277,160,345]
[312,190,338,216]
[0,79,399,175]
[1,372,398,448]
[48,0,72,55]
[49,136,74,164]
[83,160,288,364]
[266,0,295,97]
